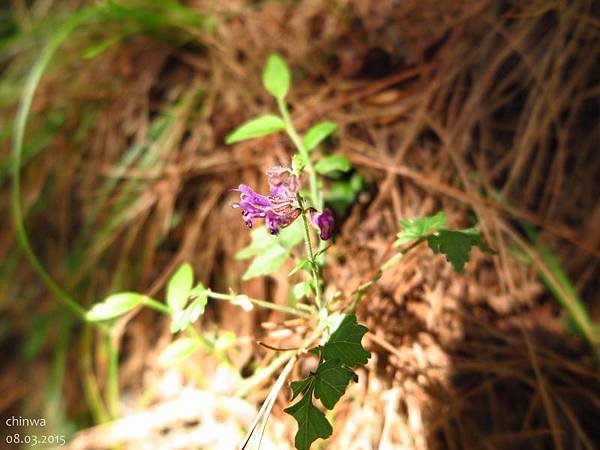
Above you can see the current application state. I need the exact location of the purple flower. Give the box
[232,166,335,240]
[232,167,301,236]
[309,208,335,240]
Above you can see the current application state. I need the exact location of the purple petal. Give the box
[231,167,303,234]
[310,208,335,240]
[267,166,300,198]
[231,184,273,229]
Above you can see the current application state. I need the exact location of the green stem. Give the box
[350,238,425,311]
[277,97,326,313]
[143,291,309,318]
[11,10,97,320]
[80,325,111,424]
[297,195,323,311]
[277,98,320,208]
[142,296,172,314]
[106,330,120,419]
[208,291,311,318]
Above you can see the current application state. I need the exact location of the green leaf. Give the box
[237,223,304,280]
[86,292,143,322]
[524,225,595,344]
[290,376,314,401]
[426,228,495,272]
[167,263,193,311]
[350,172,363,192]
[395,211,447,247]
[263,53,291,99]
[314,359,355,409]
[303,121,337,151]
[293,281,312,300]
[190,283,208,298]
[170,287,208,333]
[225,115,285,144]
[322,314,371,366]
[277,219,305,249]
[236,227,273,260]
[158,338,201,366]
[308,346,321,357]
[288,258,310,276]
[292,153,307,173]
[242,245,288,280]
[284,387,333,450]
[314,155,352,175]
[81,34,123,59]
[328,175,363,216]
[184,295,207,325]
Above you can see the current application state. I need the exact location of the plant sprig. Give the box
[82,54,496,450]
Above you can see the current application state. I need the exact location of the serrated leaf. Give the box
[395,211,447,247]
[242,245,288,280]
[322,314,370,366]
[188,295,207,321]
[426,228,495,272]
[303,121,337,151]
[167,263,193,311]
[290,376,314,401]
[225,115,285,144]
[170,287,208,333]
[314,155,352,175]
[86,292,143,322]
[263,53,291,99]
[170,310,186,333]
[314,359,355,409]
[284,388,332,450]
[158,338,201,366]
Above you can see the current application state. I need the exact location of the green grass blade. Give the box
[10,8,100,319]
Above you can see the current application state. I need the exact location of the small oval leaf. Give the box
[314,155,351,175]
[158,338,201,366]
[242,245,288,280]
[167,263,194,311]
[86,292,143,322]
[263,53,291,99]
[225,115,286,144]
[303,121,337,151]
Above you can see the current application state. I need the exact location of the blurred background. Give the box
[1,1,599,449]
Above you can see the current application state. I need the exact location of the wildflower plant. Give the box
[84,54,495,450]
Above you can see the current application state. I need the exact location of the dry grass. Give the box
[1,0,599,449]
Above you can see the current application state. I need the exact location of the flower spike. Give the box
[232,166,334,240]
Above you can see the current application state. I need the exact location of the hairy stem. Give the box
[277,98,320,208]
[297,195,323,311]
[277,97,326,313]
